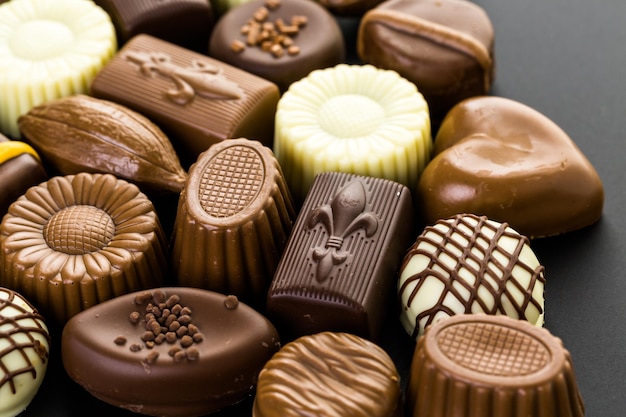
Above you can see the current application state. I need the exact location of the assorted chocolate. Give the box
[0,287,50,417]
[417,96,605,238]
[62,288,280,417]
[399,214,545,340]
[91,34,280,166]
[0,0,600,415]
[18,94,187,194]
[267,172,415,341]
[274,64,431,203]
[0,135,47,218]
[0,173,168,324]
[253,332,401,417]
[358,0,495,119]
[0,0,117,138]
[171,138,296,308]
[209,0,345,92]
[93,0,215,53]
[407,314,584,417]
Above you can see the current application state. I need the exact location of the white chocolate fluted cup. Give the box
[274,64,431,203]
[0,0,116,138]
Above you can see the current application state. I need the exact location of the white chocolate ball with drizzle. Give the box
[398,214,545,339]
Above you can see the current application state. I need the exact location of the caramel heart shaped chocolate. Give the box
[417,96,604,238]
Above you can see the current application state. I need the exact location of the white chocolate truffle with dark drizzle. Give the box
[0,287,50,417]
[398,214,545,339]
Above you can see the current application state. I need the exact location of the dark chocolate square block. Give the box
[267,172,416,341]
[91,34,279,166]
[94,0,215,53]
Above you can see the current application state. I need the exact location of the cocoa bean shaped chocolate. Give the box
[18,94,187,194]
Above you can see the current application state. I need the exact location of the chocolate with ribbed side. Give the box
[91,34,280,167]
[266,172,415,341]
[62,288,281,417]
[171,138,296,308]
[94,0,214,53]
[406,314,584,417]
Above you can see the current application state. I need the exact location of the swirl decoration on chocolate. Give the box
[124,51,243,104]
[0,288,49,395]
[253,332,400,417]
[307,181,379,282]
[399,214,545,339]
[0,173,168,324]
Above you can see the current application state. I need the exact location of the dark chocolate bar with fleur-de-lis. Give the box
[91,34,280,168]
[267,171,416,342]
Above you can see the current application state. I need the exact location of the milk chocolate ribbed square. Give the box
[266,172,415,341]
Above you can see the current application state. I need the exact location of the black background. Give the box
[20,0,626,416]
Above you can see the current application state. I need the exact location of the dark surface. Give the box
[20,0,626,416]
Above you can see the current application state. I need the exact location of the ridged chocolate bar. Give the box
[94,0,215,53]
[91,34,280,167]
[266,172,415,341]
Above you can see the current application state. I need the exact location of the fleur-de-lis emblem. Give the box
[307,181,379,283]
[123,51,243,104]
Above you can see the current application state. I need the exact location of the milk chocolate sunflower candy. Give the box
[399,214,545,340]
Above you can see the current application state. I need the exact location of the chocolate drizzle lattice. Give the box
[399,214,545,339]
[0,288,49,394]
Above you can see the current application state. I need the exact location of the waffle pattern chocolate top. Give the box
[198,145,265,218]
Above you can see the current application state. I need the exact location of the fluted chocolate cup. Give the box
[171,138,296,308]
[407,314,584,417]
[0,173,168,325]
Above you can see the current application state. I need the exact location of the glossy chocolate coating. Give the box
[171,138,296,308]
[94,0,214,53]
[266,172,415,341]
[18,94,187,194]
[91,34,280,167]
[0,136,47,218]
[358,0,494,119]
[0,173,167,324]
[417,96,605,238]
[62,288,280,417]
[407,314,584,417]
[253,332,401,417]
[209,0,345,92]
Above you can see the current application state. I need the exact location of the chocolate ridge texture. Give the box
[253,332,400,417]
[0,0,117,138]
[406,314,585,417]
[267,171,415,341]
[0,173,167,324]
[0,287,50,417]
[91,34,280,167]
[417,96,604,238]
[62,288,280,417]
[171,138,296,307]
